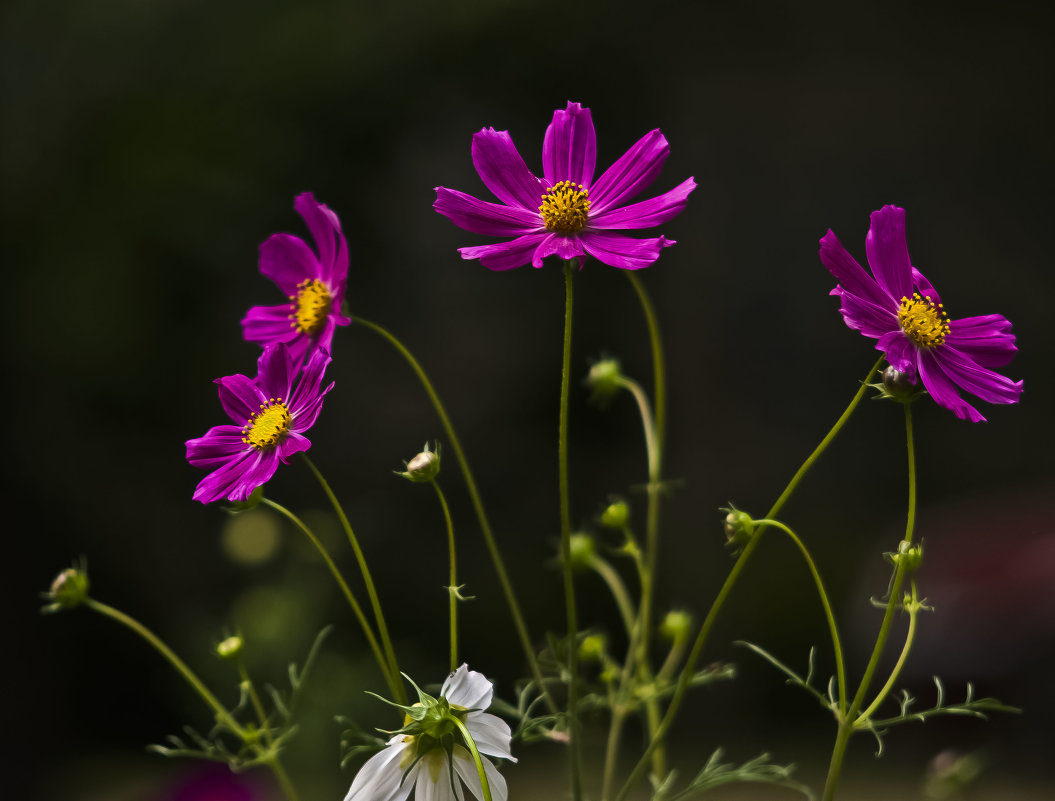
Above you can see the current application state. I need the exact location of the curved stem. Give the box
[589,555,636,637]
[625,272,666,453]
[558,259,583,801]
[855,579,920,727]
[615,356,884,801]
[268,759,302,801]
[432,480,459,672]
[300,454,404,704]
[821,402,918,801]
[84,598,244,737]
[261,498,397,698]
[238,659,273,745]
[351,315,554,713]
[755,518,848,713]
[451,715,493,801]
[615,374,665,780]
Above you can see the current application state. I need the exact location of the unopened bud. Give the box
[660,610,693,642]
[216,635,244,660]
[870,366,925,404]
[568,533,597,570]
[721,505,756,547]
[397,442,441,483]
[891,540,923,572]
[600,499,629,529]
[585,358,624,403]
[42,565,90,613]
[579,633,607,662]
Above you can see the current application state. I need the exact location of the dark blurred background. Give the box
[5,0,1054,798]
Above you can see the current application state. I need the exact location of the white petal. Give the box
[415,751,461,801]
[452,747,508,801]
[442,664,495,710]
[466,712,516,762]
[344,741,412,801]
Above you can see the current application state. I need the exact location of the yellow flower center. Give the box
[241,399,292,449]
[539,180,590,234]
[898,292,949,348]
[288,279,332,335]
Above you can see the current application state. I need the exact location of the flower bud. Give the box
[721,505,756,547]
[660,610,693,642]
[397,442,441,483]
[42,565,90,613]
[579,633,607,662]
[567,532,597,570]
[891,539,923,572]
[216,635,244,660]
[599,498,630,529]
[870,366,925,404]
[585,358,624,403]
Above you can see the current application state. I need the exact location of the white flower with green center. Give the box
[344,664,515,801]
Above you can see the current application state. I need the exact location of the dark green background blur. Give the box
[6,0,1054,799]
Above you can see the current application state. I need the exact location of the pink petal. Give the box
[589,177,696,229]
[830,286,897,339]
[542,101,597,187]
[579,231,674,270]
[589,129,669,211]
[216,374,265,425]
[294,193,343,283]
[471,128,547,211]
[934,346,1023,405]
[256,343,295,401]
[434,187,542,236]
[916,350,985,422]
[242,304,298,347]
[532,232,585,267]
[819,230,894,309]
[865,205,912,302]
[945,314,1017,368]
[459,233,547,271]
[259,233,321,295]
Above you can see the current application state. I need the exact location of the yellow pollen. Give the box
[241,399,292,449]
[539,180,590,234]
[288,279,332,335]
[898,292,949,348]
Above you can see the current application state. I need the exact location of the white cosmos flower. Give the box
[344,664,516,801]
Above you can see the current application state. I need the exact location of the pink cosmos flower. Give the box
[820,205,1022,422]
[434,101,695,271]
[241,193,351,366]
[186,344,333,503]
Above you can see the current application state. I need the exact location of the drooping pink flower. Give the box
[820,205,1022,422]
[434,101,695,271]
[186,344,333,503]
[241,193,351,366]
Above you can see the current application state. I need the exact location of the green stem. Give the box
[589,555,636,637]
[755,518,848,713]
[351,315,555,713]
[261,498,397,699]
[615,374,665,780]
[625,272,666,453]
[238,659,273,745]
[615,356,884,801]
[300,454,405,705]
[84,598,244,737]
[558,258,583,801]
[268,759,302,801]
[821,402,918,801]
[451,715,494,801]
[855,579,920,727]
[432,480,459,672]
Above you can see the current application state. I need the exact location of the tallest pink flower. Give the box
[434,101,696,271]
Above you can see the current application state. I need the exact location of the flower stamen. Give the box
[898,292,949,348]
[539,180,590,234]
[288,279,331,334]
[242,399,292,449]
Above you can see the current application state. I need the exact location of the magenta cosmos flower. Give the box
[241,193,351,366]
[434,101,695,271]
[186,344,333,503]
[820,205,1022,422]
